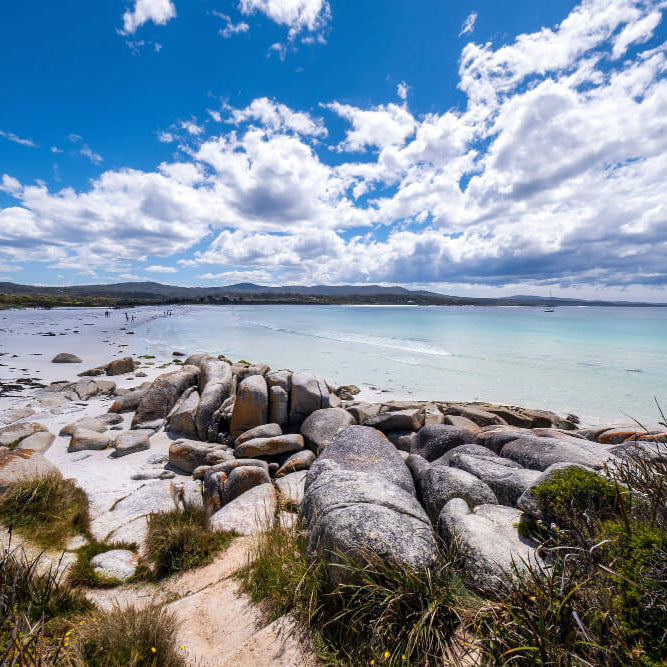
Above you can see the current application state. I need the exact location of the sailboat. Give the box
[544,291,555,312]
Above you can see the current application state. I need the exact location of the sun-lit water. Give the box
[135,304,667,427]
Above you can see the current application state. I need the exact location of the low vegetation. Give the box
[61,604,184,667]
[68,541,150,588]
[241,453,667,665]
[0,474,90,549]
[475,457,667,665]
[145,506,236,578]
[0,539,91,664]
[238,522,476,665]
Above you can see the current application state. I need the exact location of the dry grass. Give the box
[61,604,184,667]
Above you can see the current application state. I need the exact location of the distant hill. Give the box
[0,281,664,308]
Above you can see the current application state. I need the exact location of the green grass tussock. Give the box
[238,521,475,665]
[0,474,90,549]
[68,541,151,589]
[145,506,235,578]
[61,604,184,667]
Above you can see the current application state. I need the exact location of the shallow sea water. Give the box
[134,304,667,427]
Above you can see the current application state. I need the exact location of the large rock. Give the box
[68,429,116,452]
[432,444,502,467]
[267,370,291,426]
[438,499,540,591]
[168,439,214,473]
[411,425,476,462]
[275,471,307,510]
[234,434,304,459]
[105,357,136,376]
[501,436,616,471]
[289,372,329,427]
[301,408,356,454]
[108,386,150,413]
[0,449,61,494]
[52,352,82,363]
[302,426,437,583]
[60,417,107,438]
[131,366,199,429]
[0,423,52,451]
[275,450,316,478]
[444,405,507,427]
[73,378,116,400]
[235,423,282,445]
[196,358,233,441]
[448,452,541,507]
[475,428,528,454]
[210,483,277,535]
[406,454,497,523]
[166,386,200,439]
[221,466,271,505]
[112,431,151,457]
[230,375,269,437]
[90,549,138,581]
[364,408,425,432]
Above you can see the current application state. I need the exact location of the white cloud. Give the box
[397,81,410,101]
[229,98,327,137]
[239,0,330,40]
[3,0,667,294]
[181,120,203,136]
[212,11,250,38]
[208,109,222,122]
[79,145,103,165]
[325,102,417,151]
[51,146,63,153]
[158,131,175,143]
[121,0,176,35]
[459,11,477,37]
[0,130,38,148]
[146,264,178,273]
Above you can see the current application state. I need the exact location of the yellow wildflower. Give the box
[151,647,157,653]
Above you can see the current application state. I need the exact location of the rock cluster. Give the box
[4,350,667,594]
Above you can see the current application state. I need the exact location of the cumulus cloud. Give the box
[239,0,331,39]
[121,0,176,35]
[3,0,667,294]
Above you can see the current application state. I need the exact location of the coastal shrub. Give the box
[475,450,667,665]
[68,541,150,588]
[145,506,235,578]
[62,603,184,667]
[530,466,627,531]
[0,474,90,549]
[1,539,90,663]
[238,521,475,665]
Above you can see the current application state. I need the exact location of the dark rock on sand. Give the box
[52,353,82,364]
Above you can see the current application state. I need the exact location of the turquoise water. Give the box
[135,304,667,427]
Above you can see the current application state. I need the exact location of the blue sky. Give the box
[1,0,667,300]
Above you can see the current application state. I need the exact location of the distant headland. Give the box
[1,280,665,309]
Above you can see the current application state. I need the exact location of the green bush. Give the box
[145,507,235,578]
[531,466,626,528]
[238,521,475,665]
[0,474,90,549]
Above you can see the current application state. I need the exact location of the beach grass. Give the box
[60,604,184,667]
[145,506,236,578]
[237,520,475,665]
[68,541,151,588]
[0,473,90,549]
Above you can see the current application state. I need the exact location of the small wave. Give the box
[235,317,452,357]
